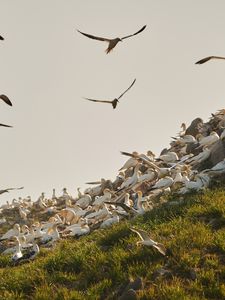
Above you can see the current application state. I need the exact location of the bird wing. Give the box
[121,25,147,40]
[0,123,12,128]
[85,181,101,185]
[130,227,150,241]
[0,187,24,193]
[120,151,137,158]
[195,56,225,64]
[0,94,12,106]
[0,35,4,40]
[153,242,166,256]
[83,97,112,104]
[77,30,110,42]
[117,79,136,100]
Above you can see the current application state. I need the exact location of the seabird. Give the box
[77,25,146,53]
[0,94,12,106]
[84,79,136,109]
[0,187,24,195]
[195,56,225,64]
[130,227,166,255]
[0,123,12,128]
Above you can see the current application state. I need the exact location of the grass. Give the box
[0,188,224,299]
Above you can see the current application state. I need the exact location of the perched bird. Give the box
[77,25,146,54]
[84,79,136,109]
[195,56,225,64]
[0,94,12,106]
[130,227,166,255]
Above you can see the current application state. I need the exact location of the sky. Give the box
[1,0,225,204]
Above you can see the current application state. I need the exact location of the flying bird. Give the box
[130,227,166,255]
[0,123,12,128]
[195,56,225,64]
[77,25,146,53]
[84,79,136,109]
[0,94,12,106]
[0,187,24,195]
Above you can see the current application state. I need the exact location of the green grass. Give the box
[0,188,225,299]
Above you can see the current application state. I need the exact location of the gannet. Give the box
[203,158,225,176]
[11,236,23,262]
[197,131,219,148]
[0,123,12,128]
[188,146,211,166]
[76,193,92,209]
[40,223,60,244]
[130,227,166,255]
[100,211,120,228]
[77,25,146,53]
[195,56,225,64]
[138,168,158,183]
[0,223,20,241]
[158,152,179,163]
[21,242,39,260]
[0,186,24,195]
[84,79,136,109]
[151,176,174,190]
[0,94,12,106]
[93,188,112,207]
[63,223,90,237]
[119,152,139,170]
[119,163,141,190]
[178,173,210,194]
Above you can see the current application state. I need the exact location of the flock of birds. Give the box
[0,26,225,263]
[0,108,225,263]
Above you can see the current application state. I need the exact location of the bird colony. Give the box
[1,25,225,263]
[1,109,225,263]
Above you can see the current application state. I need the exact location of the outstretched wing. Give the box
[0,94,12,106]
[85,181,101,185]
[77,30,110,42]
[117,79,136,100]
[0,123,12,128]
[195,56,225,64]
[120,151,137,158]
[121,25,147,40]
[130,227,150,241]
[83,97,112,105]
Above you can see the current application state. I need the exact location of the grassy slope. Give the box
[0,188,224,300]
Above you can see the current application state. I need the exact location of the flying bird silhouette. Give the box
[0,94,12,106]
[77,25,146,53]
[0,123,12,128]
[0,187,24,195]
[83,79,136,109]
[195,56,225,64]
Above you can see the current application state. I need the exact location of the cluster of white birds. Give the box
[1,109,225,261]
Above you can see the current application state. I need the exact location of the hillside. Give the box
[0,186,224,300]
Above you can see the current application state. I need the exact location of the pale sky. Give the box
[1,0,225,204]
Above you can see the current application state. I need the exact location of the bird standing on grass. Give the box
[77,25,146,53]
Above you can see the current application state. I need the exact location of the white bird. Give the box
[188,147,211,166]
[11,236,23,261]
[0,224,20,241]
[158,152,179,163]
[197,132,219,147]
[76,193,92,209]
[100,211,120,228]
[93,188,112,207]
[130,227,166,256]
[119,164,141,190]
[203,159,225,176]
[151,176,174,190]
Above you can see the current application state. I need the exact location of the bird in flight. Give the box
[0,187,24,195]
[195,56,225,64]
[0,123,12,128]
[77,25,146,53]
[0,94,12,106]
[130,227,167,256]
[83,79,136,109]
